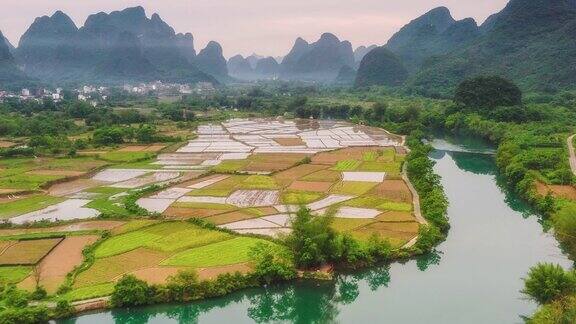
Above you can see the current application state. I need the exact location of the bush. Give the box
[110,275,152,307]
[523,263,576,305]
[250,243,297,284]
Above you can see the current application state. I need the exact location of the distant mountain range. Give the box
[356,0,576,94]
[2,0,576,92]
[11,7,221,86]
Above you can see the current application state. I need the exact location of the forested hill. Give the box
[409,0,576,95]
[0,30,28,88]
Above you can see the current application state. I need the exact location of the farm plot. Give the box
[0,238,63,265]
[161,237,273,268]
[94,222,232,257]
[18,235,99,293]
[9,199,100,224]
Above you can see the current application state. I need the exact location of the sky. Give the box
[0,0,509,58]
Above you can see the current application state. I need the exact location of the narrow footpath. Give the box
[567,134,576,175]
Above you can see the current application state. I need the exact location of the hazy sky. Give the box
[1,0,509,58]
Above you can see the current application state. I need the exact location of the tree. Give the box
[454,76,522,109]
[111,275,152,307]
[250,243,297,284]
[284,207,336,268]
[523,263,576,304]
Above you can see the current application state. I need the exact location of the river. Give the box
[61,137,572,324]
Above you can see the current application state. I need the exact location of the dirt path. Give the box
[401,162,427,225]
[568,134,576,175]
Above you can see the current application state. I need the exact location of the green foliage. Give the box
[110,275,151,307]
[454,76,522,109]
[523,263,576,305]
[249,243,297,284]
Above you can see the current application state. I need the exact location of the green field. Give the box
[162,237,271,268]
[0,266,32,284]
[64,282,115,301]
[99,151,155,163]
[332,160,361,171]
[0,195,64,219]
[281,190,324,204]
[331,182,377,195]
[94,222,232,258]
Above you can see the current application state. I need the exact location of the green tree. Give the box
[111,275,152,307]
[250,243,297,284]
[523,263,576,305]
[454,76,522,109]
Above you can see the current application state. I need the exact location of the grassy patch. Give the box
[331,182,377,195]
[331,218,374,232]
[357,161,402,173]
[301,170,342,182]
[332,160,361,171]
[94,222,231,258]
[161,237,272,268]
[99,151,155,163]
[281,190,324,204]
[64,282,115,301]
[377,201,412,212]
[74,248,167,287]
[0,266,31,284]
[0,195,64,219]
[213,160,249,173]
[240,175,279,190]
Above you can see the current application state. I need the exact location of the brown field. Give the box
[376,211,415,222]
[0,238,63,265]
[273,138,306,146]
[19,235,99,293]
[273,164,328,185]
[0,220,124,238]
[331,218,374,232]
[177,174,228,188]
[301,169,342,182]
[536,182,576,200]
[0,241,13,254]
[26,170,86,177]
[74,248,167,288]
[197,263,252,280]
[48,179,105,196]
[118,144,166,152]
[288,181,333,192]
[352,221,419,244]
[0,141,16,148]
[164,207,230,219]
[369,180,412,203]
[130,266,184,285]
[252,206,279,215]
[204,210,259,225]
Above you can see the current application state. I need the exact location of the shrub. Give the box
[523,263,576,305]
[110,275,152,307]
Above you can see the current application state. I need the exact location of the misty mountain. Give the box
[195,41,228,81]
[255,57,280,77]
[355,46,408,87]
[246,54,264,69]
[385,7,480,73]
[411,0,576,94]
[334,65,357,85]
[15,7,216,84]
[227,55,254,79]
[280,33,355,81]
[0,30,28,87]
[354,45,377,64]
